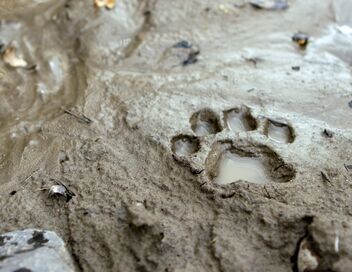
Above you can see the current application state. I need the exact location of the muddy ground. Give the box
[0,0,352,271]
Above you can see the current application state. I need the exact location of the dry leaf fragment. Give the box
[105,0,116,9]
[3,46,27,68]
[94,0,106,8]
[94,0,115,9]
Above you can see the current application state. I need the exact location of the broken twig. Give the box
[64,109,92,124]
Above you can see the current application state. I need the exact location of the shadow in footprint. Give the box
[206,141,296,185]
[224,106,257,132]
[190,109,222,137]
[265,120,294,144]
[171,135,200,157]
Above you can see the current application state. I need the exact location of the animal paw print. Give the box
[264,119,295,144]
[171,106,296,187]
[223,106,257,132]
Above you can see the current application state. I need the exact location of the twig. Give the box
[264,186,272,199]
[321,171,332,185]
[20,168,39,185]
[64,109,92,124]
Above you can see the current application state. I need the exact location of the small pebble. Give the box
[292,33,309,48]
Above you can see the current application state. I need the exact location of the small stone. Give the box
[0,229,75,272]
[292,33,310,48]
[250,0,288,10]
[48,184,75,202]
[297,238,319,272]
[2,46,27,68]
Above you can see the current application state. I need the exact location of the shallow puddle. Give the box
[0,4,85,147]
[171,135,200,156]
[224,109,257,132]
[214,151,269,185]
[267,121,293,143]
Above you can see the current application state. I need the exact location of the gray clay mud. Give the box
[1,0,352,271]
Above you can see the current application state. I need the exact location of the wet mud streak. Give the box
[123,0,156,58]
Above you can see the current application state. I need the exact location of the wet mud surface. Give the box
[1,0,352,271]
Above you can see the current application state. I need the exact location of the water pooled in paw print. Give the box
[214,151,269,185]
[190,109,222,136]
[206,141,296,185]
[266,120,294,144]
[171,135,200,156]
[224,106,257,132]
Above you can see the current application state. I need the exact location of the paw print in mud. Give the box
[171,106,296,188]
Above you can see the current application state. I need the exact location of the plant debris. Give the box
[173,40,192,49]
[322,129,333,138]
[183,50,200,66]
[244,56,263,67]
[249,0,288,10]
[321,171,332,185]
[64,108,92,124]
[292,33,309,48]
[344,164,352,171]
[2,46,28,68]
[94,0,116,9]
[348,100,352,108]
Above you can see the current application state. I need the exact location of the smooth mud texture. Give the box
[214,151,269,185]
[1,0,352,271]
